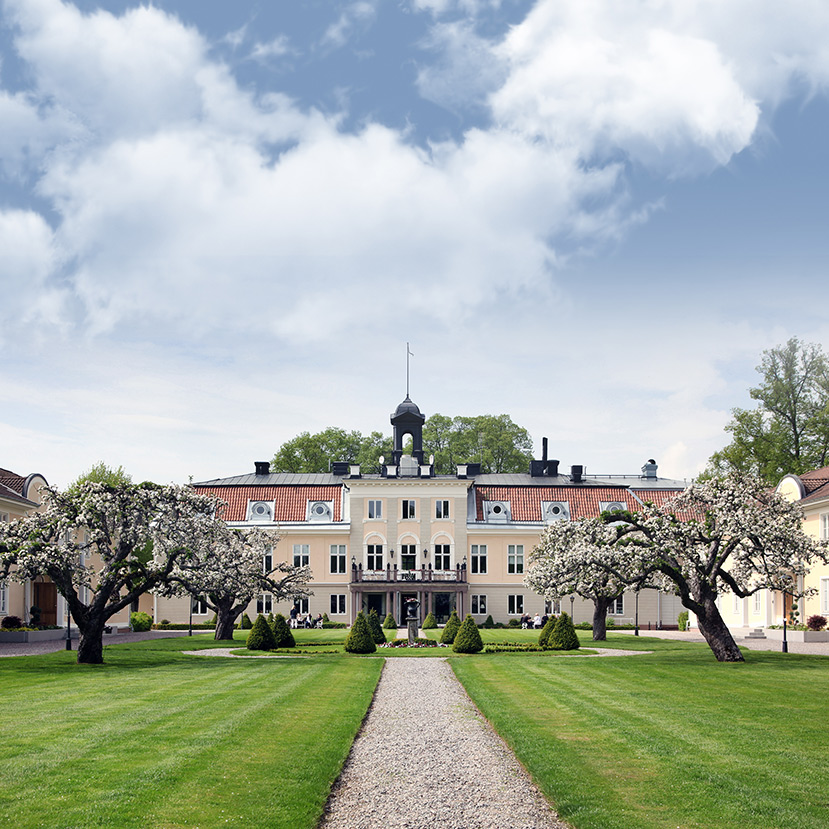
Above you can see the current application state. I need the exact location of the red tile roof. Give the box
[475,486,642,521]
[0,468,25,496]
[630,489,681,508]
[193,485,342,522]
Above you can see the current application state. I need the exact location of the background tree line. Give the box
[271,414,534,475]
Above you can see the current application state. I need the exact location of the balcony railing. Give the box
[351,564,467,584]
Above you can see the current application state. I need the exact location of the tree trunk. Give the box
[592,597,612,641]
[694,595,745,662]
[214,605,238,641]
[76,619,106,665]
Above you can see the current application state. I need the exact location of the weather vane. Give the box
[406,342,414,398]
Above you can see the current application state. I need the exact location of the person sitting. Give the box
[533,613,542,628]
[314,613,323,628]
[521,613,530,629]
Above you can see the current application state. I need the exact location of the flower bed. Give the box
[379,638,442,648]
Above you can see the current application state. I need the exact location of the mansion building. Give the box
[163,397,689,628]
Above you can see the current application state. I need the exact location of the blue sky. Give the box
[2,0,829,488]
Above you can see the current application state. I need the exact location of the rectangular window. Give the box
[508,594,524,615]
[294,597,309,615]
[433,544,451,570]
[753,592,762,614]
[471,594,487,614]
[401,499,416,519]
[191,595,208,615]
[821,513,829,540]
[821,579,829,615]
[470,544,487,574]
[0,582,7,615]
[400,544,417,571]
[262,549,273,574]
[733,593,741,614]
[293,544,309,567]
[545,599,561,615]
[366,544,384,570]
[435,500,450,519]
[368,500,382,519]
[0,512,8,523]
[330,544,347,574]
[330,594,346,615]
[610,596,623,615]
[256,593,272,615]
[507,544,524,575]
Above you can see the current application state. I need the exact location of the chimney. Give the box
[542,437,548,465]
[570,464,583,483]
[547,459,560,477]
[642,459,658,479]
[254,461,270,476]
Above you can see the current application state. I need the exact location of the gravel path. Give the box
[318,658,568,829]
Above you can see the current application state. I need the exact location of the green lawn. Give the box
[0,633,382,829]
[451,632,829,829]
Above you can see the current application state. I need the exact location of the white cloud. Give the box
[320,1,378,51]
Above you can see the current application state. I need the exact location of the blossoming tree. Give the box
[0,481,216,664]
[159,518,311,640]
[526,517,650,640]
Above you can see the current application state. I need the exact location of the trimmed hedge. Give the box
[452,614,484,653]
[271,613,295,648]
[152,623,216,630]
[344,611,376,654]
[368,609,386,644]
[382,613,397,630]
[246,613,276,651]
[421,612,437,629]
[130,612,152,632]
[538,615,557,648]
[440,610,461,645]
[549,612,580,650]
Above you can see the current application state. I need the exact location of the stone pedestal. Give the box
[407,619,418,645]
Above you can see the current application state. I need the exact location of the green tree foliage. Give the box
[707,338,829,484]
[440,610,461,644]
[246,613,276,651]
[548,613,580,650]
[382,613,397,630]
[452,614,484,653]
[538,615,557,648]
[271,613,295,648]
[67,462,133,493]
[421,612,437,629]
[367,608,386,644]
[344,611,376,654]
[130,611,152,632]
[270,415,533,474]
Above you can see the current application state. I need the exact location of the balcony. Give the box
[350,564,467,584]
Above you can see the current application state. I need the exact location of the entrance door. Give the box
[33,582,58,626]
[433,593,454,625]
[362,593,386,619]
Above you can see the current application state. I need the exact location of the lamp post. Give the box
[569,595,574,620]
[634,590,640,637]
[188,597,193,637]
[782,590,788,654]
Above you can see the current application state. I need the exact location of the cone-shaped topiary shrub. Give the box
[548,612,580,650]
[322,612,330,623]
[483,614,495,629]
[247,613,276,650]
[344,611,377,654]
[368,609,386,644]
[382,613,397,629]
[538,615,557,648]
[440,610,461,644]
[452,614,484,653]
[421,612,437,629]
[271,613,295,648]
[238,613,253,630]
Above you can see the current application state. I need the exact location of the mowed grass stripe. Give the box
[452,640,829,829]
[0,647,382,829]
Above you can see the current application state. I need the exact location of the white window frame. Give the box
[366,544,384,571]
[821,513,829,541]
[733,593,741,614]
[257,593,272,615]
[609,596,623,615]
[0,512,8,523]
[435,500,450,519]
[330,545,347,574]
[753,592,762,615]
[262,549,273,574]
[294,597,309,615]
[368,500,382,519]
[470,544,487,574]
[330,594,346,615]
[545,599,561,615]
[191,595,208,615]
[471,594,487,615]
[433,544,451,570]
[401,499,416,520]
[293,544,309,567]
[508,594,524,615]
[821,578,829,615]
[508,544,524,575]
